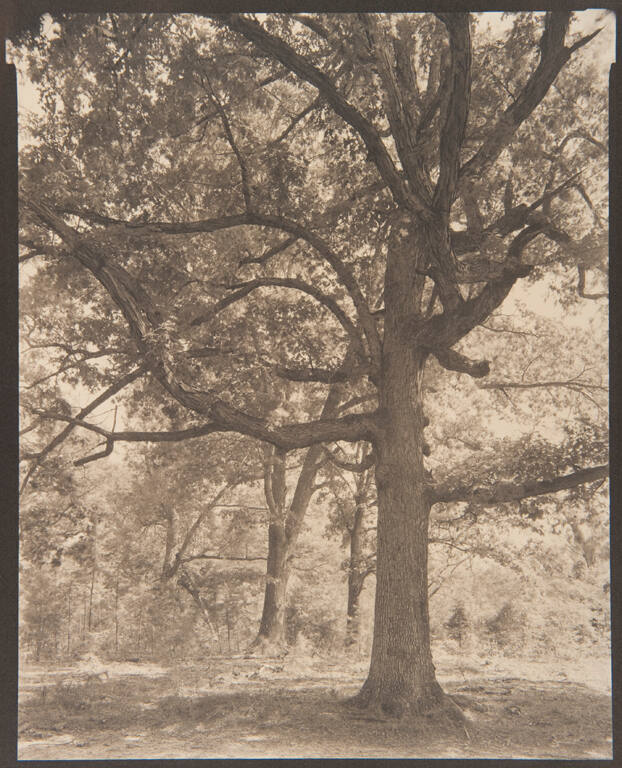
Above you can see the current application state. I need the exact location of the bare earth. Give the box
[18,653,612,759]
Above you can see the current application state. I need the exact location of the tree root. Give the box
[346,682,468,734]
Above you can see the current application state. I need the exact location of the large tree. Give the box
[16,11,609,719]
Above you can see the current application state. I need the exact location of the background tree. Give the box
[322,443,377,649]
[15,11,610,720]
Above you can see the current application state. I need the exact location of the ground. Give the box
[18,650,612,759]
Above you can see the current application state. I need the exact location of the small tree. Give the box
[445,603,470,648]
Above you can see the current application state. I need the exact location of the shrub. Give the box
[485,601,525,649]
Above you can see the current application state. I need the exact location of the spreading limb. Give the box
[430,464,609,506]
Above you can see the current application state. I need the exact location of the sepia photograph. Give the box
[11,5,613,759]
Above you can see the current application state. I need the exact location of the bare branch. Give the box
[268,95,322,146]
[577,265,608,300]
[174,484,232,567]
[238,235,298,267]
[204,74,253,211]
[180,553,267,563]
[22,348,129,390]
[479,378,606,393]
[20,364,148,493]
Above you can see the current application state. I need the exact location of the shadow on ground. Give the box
[18,659,612,759]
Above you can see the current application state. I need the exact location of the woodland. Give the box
[15,9,611,759]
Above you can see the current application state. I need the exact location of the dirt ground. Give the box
[18,653,612,759]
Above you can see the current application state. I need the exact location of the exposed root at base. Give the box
[345,684,468,734]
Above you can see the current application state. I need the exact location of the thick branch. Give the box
[451,181,565,257]
[292,15,330,40]
[322,446,376,473]
[417,263,530,349]
[26,200,383,447]
[34,399,378,452]
[54,206,381,368]
[417,224,551,348]
[24,199,162,342]
[274,365,369,384]
[192,276,365,357]
[30,410,222,449]
[75,440,113,466]
[434,13,471,212]
[285,383,344,541]
[360,15,432,203]
[433,347,490,378]
[430,464,609,506]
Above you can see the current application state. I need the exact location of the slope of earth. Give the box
[18,654,612,759]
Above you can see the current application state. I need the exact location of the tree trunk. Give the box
[88,566,95,632]
[114,574,119,653]
[345,575,363,651]
[67,582,72,655]
[253,384,342,649]
[355,230,460,720]
[256,521,290,645]
[345,493,366,650]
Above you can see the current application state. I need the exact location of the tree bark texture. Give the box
[356,229,450,717]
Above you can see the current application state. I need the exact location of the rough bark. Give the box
[353,231,459,720]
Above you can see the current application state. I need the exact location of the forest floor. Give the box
[17,649,612,759]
